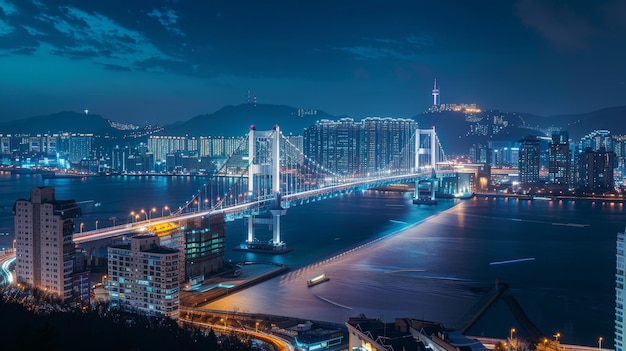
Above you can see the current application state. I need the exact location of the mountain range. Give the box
[1,103,624,155]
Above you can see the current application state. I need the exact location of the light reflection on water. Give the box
[0,173,622,347]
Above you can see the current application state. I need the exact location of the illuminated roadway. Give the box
[71,171,437,244]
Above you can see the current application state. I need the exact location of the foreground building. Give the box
[346,315,489,351]
[107,234,181,319]
[14,186,87,302]
[616,229,626,351]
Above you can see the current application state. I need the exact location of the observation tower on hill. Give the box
[432,79,440,107]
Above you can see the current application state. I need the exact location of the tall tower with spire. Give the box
[432,79,439,107]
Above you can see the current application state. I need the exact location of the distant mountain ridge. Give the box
[159,103,336,137]
[0,111,113,134]
[1,104,625,155]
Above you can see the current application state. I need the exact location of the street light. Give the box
[256,321,259,333]
[151,207,157,219]
[554,332,560,342]
[162,206,170,217]
[510,328,516,340]
[599,337,603,349]
[140,209,148,221]
[80,222,84,233]
[95,220,99,230]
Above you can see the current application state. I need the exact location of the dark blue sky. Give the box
[1,0,625,125]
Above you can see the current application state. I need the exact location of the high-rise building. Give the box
[14,187,85,301]
[184,215,226,279]
[581,129,613,152]
[304,117,416,176]
[617,228,626,351]
[518,135,541,187]
[548,131,571,185]
[68,134,93,164]
[107,235,180,319]
[575,147,616,191]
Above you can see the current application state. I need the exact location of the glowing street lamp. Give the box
[151,207,157,219]
[80,222,84,233]
[554,333,560,342]
[510,328,516,340]
[599,337,603,349]
[162,206,170,217]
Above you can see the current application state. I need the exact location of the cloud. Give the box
[31,6,180,69]
[21,24,45,36]
[514,0,597,49]
[99,63,132,72]
[337,34,433,61]
[147,7,184,36]
[0,0,17,16]
[0,18,13,35]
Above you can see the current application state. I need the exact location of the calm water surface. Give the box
[0,172,622,347]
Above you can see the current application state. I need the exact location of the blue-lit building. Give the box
[617,228,625,351]
[304,117,416,176]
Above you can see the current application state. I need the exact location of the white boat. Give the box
[307,274,329,287]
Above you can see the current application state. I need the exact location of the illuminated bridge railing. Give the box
[71,171,436,244]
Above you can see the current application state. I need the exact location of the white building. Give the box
[616,229,626,351]
[107,235,181,319]
[14,187,83,301]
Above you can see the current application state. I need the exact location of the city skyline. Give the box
[1,1,626,125]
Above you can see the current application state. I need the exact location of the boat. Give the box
[307,274,329,287]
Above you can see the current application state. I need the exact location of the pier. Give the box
[455,282,545,342]
[455,282,508,334]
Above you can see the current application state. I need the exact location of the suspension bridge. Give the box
[72,125,450,251]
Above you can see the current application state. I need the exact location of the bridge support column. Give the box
[247,215,254,242]
[270,209,283,244]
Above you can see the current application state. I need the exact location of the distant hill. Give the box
[413,109,543,155]
[2,105,624,156]
[521,106,626,140]
[413,106,626,155]
[159,103,336,137]
[0,111,114,134]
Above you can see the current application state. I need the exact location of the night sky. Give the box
[1,0,625,125]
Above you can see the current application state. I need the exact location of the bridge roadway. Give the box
[72,172,432,244]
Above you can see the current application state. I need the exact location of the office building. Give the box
[548,131,571,185]
[183,215,226,280]
[518,135,541,187]
[576,147,616,191]
[107,234,181,319]
[617,229,626,351]
[14,187,85,301]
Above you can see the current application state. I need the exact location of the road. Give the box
[179,308,294,351]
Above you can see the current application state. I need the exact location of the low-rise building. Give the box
[107,234,180,319]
